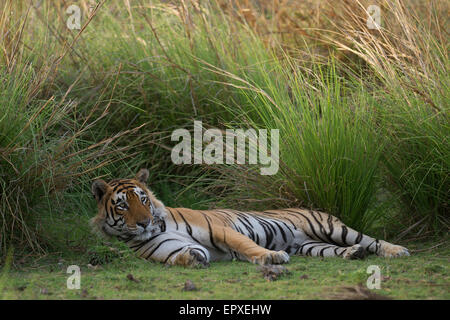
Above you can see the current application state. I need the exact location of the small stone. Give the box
[258,264,291,281]
[80,289,89,298]
[87,264,102,270]
[183,280,198,291]
[126,274,139,283]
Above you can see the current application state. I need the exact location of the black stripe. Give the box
[231,211,254,235]
[282,217,298,229]
[367,239,376,252]
[284,209,327,243]
[341,226,349,246]
[258,219,273,248]
[319,246,333,257]
[163,247,184,264]
[112,182,135,192]
[280,221,296,237]
[310,210,323,222]
[104,201,112,219]
[355,232,363,244]
[305,245,315,256]
[279,210,310,229]
[262,211,277,215]
[250,214,276,247]
[115,186,137,194]
[312,212,340,246]
[200,212,224,253]
[298,241,322,254]
[243,213,270,247]
[167,209,179,230]
[327,215,334,240]
[215,210,240,231]
[236,217,256,241]
[337,247,346,256]
[130,233,163,250]
[272,220,288,242]
[191,248,208,261]
[145,238,179,259]
[175,209,201,244]
[234,211,258,234]
[334,247,340,256]
[160,220,166,232]
[209,211,229,226]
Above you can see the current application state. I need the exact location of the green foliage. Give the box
[87,241,134,266]
[0,2,154,255]
[379,92,449,232]
[332,1,450,234]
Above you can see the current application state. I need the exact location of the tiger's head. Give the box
[90,168,166,241]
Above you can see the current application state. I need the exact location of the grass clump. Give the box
[0,1,154,256]
[325,0,449,234]
[87,241,134,266]
[205,58,384,232]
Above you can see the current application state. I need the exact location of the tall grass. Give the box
[200,56,384,232]
[323,0,449,234]
[0,1,156,256]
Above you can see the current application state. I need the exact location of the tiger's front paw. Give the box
[171,247,210,268]
[188,248,210,268]
[251,250,290,265]
[343,244,367,260]
[378,241,410,258]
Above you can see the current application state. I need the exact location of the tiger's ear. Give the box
[91,179,111,202]
[135,168,149,184]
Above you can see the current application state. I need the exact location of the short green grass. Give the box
[2,241,448,300]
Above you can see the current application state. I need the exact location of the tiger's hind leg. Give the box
[285,209,410,258]
[326,222,410,258]
[294,240,367,260]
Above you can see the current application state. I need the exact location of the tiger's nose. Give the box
[137,219,151,228]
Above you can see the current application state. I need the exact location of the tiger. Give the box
[90,168,410,267]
